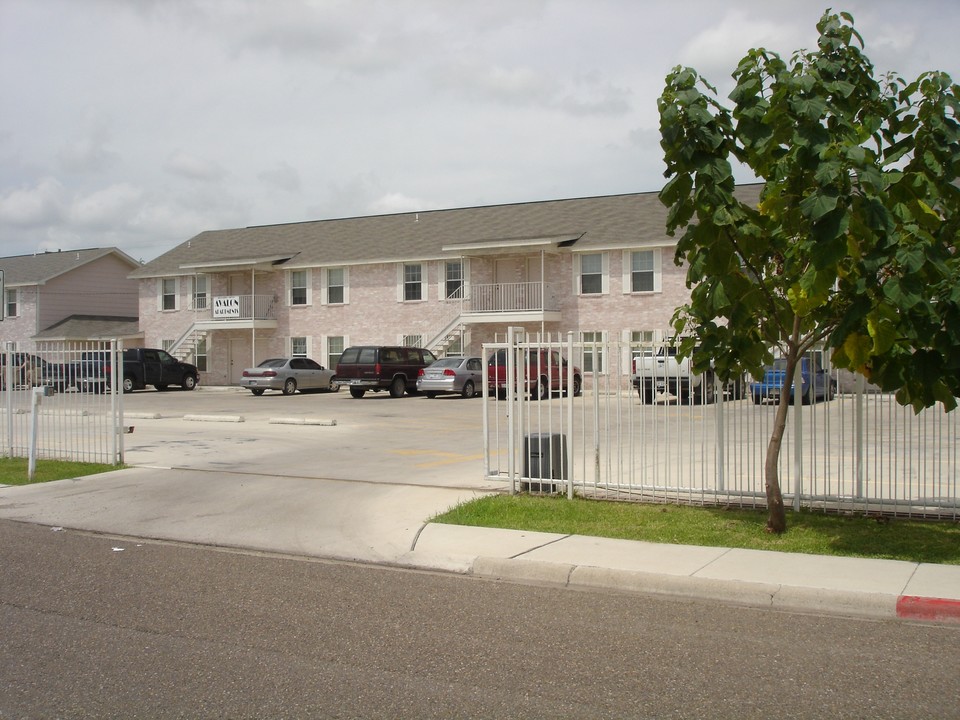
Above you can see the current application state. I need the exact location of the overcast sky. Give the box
[1,0,957,264]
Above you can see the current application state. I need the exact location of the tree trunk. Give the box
[764,353,799,534]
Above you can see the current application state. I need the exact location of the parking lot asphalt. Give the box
[2,385,959,624]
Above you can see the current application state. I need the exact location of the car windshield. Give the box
[258,359,288,368]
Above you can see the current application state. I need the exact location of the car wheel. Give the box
[532,377,549,401]
[389,377,405,398]
[250,388,265,396]
[349,387,365,399]
[752,393,762,405]
[182,374,197,391]
[121,377,134,393]
[461,380,475,399]
[573,375,582,397]
[327,376,340,392]
[282,378,297,395]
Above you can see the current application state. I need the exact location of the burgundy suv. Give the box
[487,348,582,400]
[336,345,438,398]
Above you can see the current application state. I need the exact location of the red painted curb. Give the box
[896,596,960,623]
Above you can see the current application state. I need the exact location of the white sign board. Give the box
[213,295,241,318]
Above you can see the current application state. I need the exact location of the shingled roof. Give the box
[0,247,141,286]
[131,185,764,279]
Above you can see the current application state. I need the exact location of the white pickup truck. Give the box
[632,345,743,404]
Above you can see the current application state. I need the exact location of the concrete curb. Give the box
[268,417,337,426]
[182,414,245,423]
[470,555,956,622]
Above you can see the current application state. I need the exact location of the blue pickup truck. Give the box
[750,355,836,405]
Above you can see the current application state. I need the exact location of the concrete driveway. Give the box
[0,387,502,563]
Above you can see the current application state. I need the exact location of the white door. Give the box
[229,338,248,385]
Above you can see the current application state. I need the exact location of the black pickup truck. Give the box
[78,348,199,393]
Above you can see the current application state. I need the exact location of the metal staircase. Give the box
[426,313,466,357]
[169,324,208,363]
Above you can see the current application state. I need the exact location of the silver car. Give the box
[416,356,483,398]
[241,357,339,396]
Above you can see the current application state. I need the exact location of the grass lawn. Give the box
[0,457,120,486]
[432,494,960,565]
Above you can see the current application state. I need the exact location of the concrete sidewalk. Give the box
[402,523,960,624]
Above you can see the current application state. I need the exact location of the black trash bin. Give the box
[522,433,567,493]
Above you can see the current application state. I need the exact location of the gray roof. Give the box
[131,185,764,278]
[0,247,141,286]
[33,315,142,341]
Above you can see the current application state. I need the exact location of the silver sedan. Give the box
[241,357,339,396]
[416,356,483,398]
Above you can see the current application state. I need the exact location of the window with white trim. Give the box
[577,253,608,295]
[192,275,209,310]
[290,270,309,306]
[403,263,424,301]
[5,289,18,318]
[326,336,344,369]
[581,331,605,373]
[627,249,662,293]
[195,337,208,372]
[402,334,423,347]
[325,267,346,304]
[291,336,308,357]
[160,278,178,311]
[445,261,463,299]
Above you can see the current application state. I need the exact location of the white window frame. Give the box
[5,288,19,318]
[398,263,426,302]
[442,259,465,300]
[580,330,606,373]
[401,333,424,347]
[158,278,180,311]
[288,336,311,358]
[191,274,209,310]
[322,267,349,305]
[287,269,312,307]
[195,336,208,372]
[575,252,609,296]
[623,249,662,294]
[324,335,346,370]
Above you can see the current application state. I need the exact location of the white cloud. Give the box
[0,178,64,227]
[0,0,958,263]
[163,152,226,182]
[258,162,302,193]
[69,183,143,228]
[367,192,433,215]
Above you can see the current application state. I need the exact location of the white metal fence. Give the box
[2,340,125,467]
[482,332,960,520]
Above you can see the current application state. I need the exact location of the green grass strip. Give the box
[433,494,960,565]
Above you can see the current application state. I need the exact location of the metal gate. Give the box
[2,340,125,467]
[483,331,960,520]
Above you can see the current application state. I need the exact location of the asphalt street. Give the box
[3,519,958,720]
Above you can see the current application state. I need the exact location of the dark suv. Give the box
[336,346,438,398]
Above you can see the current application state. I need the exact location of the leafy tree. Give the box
[657,10,960,533]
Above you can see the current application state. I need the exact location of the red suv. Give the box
[487,348,582,400]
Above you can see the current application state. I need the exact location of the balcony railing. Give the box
[464,282,557,313]
[192,294,276,320]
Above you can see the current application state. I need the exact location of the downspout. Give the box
[251,268,256,370]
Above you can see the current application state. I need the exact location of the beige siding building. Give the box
[1,248,142,352]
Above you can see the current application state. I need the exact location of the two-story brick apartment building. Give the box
[129,186,762,386]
